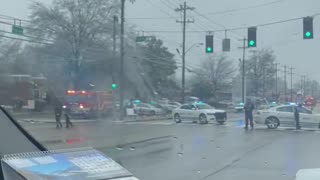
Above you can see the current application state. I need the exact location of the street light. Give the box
[186,42,204,54]
[176,42,204,56]
[176,42,204,103]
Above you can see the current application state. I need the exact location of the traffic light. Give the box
[222,38,230,52]
[111,83,116,90]
[303,17,313,39]
[247,27,257,47]
[205,35,213,53]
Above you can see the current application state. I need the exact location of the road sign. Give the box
[12,25,24,35]
[135,36,147,42]
[135,36,154,42]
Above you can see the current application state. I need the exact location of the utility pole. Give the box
[175,1,194,103]
[119,0,125,120]
[274,63,280,98]
[112,16,118,81]
[263,66,266,98]
[238,38,247,103]
[311,81,314,97]
[113,16,118,58]
[289,67,295,102]
[300,76,303,92]
[303,75,306,98]
[111,15,118,117]
[283,65,287,101]
[305,77,309,97]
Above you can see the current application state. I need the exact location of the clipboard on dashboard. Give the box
[1,147,139,180]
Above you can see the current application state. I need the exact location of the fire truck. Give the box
[304,96,317,109]
[63,90,113,118]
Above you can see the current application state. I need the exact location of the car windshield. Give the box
[65,95,89,103]
[3,0,320,180]
[196,103,213,109]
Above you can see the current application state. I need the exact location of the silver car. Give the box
[255,105,320,129]
[172,103,227,124]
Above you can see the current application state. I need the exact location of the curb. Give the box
[19,119,98,123]
[122,117,171,123]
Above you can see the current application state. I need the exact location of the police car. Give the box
[255,104,320,129]
[172,102,227,124]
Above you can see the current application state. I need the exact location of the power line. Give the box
[144,0,178,20]
[0,14,32,22]
[0,34,52,45]
[127,0,285,20]
[191,10,243,40]
[159,0,176,11]
[207,0,285,16]
[0,20,55,33]
[0,29,54,43]
[140,12,320,34]
[147,0,242,43]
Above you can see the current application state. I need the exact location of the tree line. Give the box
[0,0,317,103]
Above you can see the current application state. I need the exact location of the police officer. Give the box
[244,98,255,129]
[294,105,301,130]
[54,100,63,129]
[64,105,73,128]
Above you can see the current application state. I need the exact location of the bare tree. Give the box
[245,49,276,97]
[29,0,120,88]
[0,38,21,63]
[191,55,236,100]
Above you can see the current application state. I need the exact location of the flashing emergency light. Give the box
[195,101,204,105]
[67,90,76,94]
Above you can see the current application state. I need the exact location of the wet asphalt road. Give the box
[16,112,320,180]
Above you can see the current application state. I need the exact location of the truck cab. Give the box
[63,90,112,119]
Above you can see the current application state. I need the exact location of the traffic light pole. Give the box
[238,38,247,103]
[119,0,125,120]
[176,1,194,103]
[289,67,295,101]
[242,38,246,103]
[181,2,186,104]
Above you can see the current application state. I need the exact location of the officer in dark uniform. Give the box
[54,100,63,129]
[294,105,301,130]
[244,98,255,129]
[64,105,73,128]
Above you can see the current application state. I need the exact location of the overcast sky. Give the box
[1,0,320,82]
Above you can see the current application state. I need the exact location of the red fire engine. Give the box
[63,90,113,118]
[304,96,317,108]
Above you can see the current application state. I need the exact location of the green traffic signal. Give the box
[206,47,212,52]
[305,31,311,38]
[248,40,255,47]
[111,83,116,89]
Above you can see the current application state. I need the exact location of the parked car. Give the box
[159,101,181,113]
[133,103,164,116]
[184,96,200,104]
[234,102,244,112]
[255,105,320,129]
[172,103,227,124]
